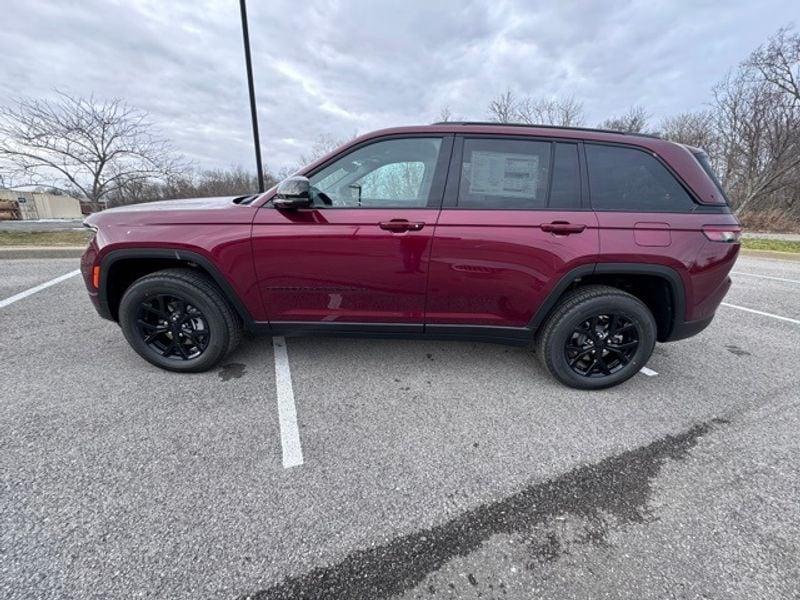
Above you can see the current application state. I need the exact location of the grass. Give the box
[0,230,91,246]
[741,238,800,253]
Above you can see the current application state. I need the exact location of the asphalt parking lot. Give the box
[2,253,799,599]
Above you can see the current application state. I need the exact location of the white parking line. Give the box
[639,367,658,377]
[0,269,81,309]
[721,302,800,325]
[272,336,304,469]
[732,271,800,285]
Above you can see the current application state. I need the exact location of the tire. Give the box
[118,268,241,373]
[535,285,656,390]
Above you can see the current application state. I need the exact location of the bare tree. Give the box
[0,91,184,203]
[659,111,718,151]
[598,105,650,133]
[487,89,518,124]
[107,165,277,207]
[699,26,800,217]
[516,96,585,127]
[488,89,585,126]
[746,26,800,102]
[711,68,800,215]
[438,105,453,122]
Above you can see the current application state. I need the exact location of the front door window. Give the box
[308,138,442,208]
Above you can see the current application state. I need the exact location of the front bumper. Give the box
[80,240,114,321]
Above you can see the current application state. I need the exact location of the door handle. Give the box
[379,219,425,232]
[541,222,586,235]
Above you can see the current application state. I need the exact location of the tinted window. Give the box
[586,144,695,212]
[692,150,729,204]
[549,143,581,209]
[458,138,551,208]
[309,137,442,208]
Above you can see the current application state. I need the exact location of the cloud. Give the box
[2,0,798,175]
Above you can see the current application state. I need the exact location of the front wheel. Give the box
[536,285,656,390]
[118,268,241,372]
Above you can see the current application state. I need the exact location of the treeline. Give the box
[1,27,798,231]
[474,27,800,230]
[105,166,277,207]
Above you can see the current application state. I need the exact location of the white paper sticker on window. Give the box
[468,151,539,199]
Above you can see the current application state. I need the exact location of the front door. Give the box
[251,135,451,328]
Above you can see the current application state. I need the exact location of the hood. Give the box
[85,195,261,227]
[102,196,239,213]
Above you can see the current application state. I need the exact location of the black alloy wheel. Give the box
[118,268,241,372]
[536,285,656,390]
[564,313,640,378]
[136,294,210,360]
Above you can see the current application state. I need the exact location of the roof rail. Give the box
[431,121,661,139]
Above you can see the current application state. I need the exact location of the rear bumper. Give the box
[664,272,732,342]
[664,314,714,342]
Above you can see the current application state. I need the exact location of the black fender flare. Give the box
[98,248,256,326]
[527,262,686,337]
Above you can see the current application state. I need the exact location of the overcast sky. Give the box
[3,0,799,174]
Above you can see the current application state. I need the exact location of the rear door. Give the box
[251,135,451,327]
[425,136,599,331]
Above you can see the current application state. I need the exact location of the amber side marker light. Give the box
[92,266,101,289]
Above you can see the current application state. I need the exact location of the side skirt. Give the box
[261,321,533,346]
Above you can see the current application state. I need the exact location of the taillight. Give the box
[702,226,741,243]
[92,265,101,288]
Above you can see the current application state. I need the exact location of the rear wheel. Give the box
[118,268,241,372]
[536,285,656,390]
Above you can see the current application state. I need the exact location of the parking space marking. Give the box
[732,271,800,285]
[272,336,304,469]
[0,269,81,309]
[721,302,800,325]
[639,367,658,376]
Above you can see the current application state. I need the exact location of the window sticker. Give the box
[467,151,539,198]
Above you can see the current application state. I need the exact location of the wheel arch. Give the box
[99,248,254,326]
[529,263,687,342]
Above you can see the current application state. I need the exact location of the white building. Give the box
[0,190,83,220]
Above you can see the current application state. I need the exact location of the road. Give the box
[1,254,798,599]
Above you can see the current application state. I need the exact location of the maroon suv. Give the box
[81,123,740,389]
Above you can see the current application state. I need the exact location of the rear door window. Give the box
[457,138,551,208]
[586,144,695,212]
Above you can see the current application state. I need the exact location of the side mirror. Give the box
[273,176,312,209]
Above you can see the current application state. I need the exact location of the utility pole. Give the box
[239,0,265,192]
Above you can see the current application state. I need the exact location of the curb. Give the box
[0,246,85,259]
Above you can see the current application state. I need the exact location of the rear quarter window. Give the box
[586,143,695,212]
[692,150,730,205]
